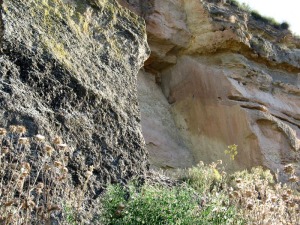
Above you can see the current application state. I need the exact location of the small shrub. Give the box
[198,191,243,225]
[100,183,201,225]
[227,0,240,7]
[240,3,251,12]
[250,10,281,29]
[176,161,224,194]
[0,125,93,224]
[231,167,274,184]
[174,162,243,224]
[100,181,243,225]
[100,162,299,225]
[229,167,299,224]
[280,22,290,30]
[251,11,268,23]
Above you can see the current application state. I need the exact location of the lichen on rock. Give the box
[0,0,150,197]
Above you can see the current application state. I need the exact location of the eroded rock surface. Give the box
[0,0,149,195]
[137,70,194,169]
[122,0,300,178]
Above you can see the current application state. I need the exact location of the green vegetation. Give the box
[1,124,299,224]
[100,182,242,225]
[100,184,202,225]
[101,161,299,225]
[280,22,290,30]
[226,0,290,30]
[224,144,238,161]
[227,0,240,8]
[250,11,281,29]
[176,161,223,195]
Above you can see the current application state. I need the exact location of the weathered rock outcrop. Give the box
[121,0,300,178]
[0,0,149,195]
[137,70,194,169]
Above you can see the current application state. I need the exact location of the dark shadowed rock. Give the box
[0,0,150,196]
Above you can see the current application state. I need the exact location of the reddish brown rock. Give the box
[127,0,300,178]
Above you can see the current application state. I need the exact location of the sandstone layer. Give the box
[121,0,300,178]
[137,70,194,169]
[0,0,149,195]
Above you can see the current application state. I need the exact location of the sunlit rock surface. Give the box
[0,0,150,195]
[121,0,300,178]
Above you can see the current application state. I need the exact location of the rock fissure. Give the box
[271,113,300,130]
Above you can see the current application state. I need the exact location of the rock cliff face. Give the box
[0,0,149,194]
[1,0,299,190]
[121,0,300,178]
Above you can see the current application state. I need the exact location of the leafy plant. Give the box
[64,205,77,225]
[176,161,223,194]
[174,161,243,224]
[100,181,244,225]
[198,192,243,225]
[100,183,201,225]
[224,144,238,161]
